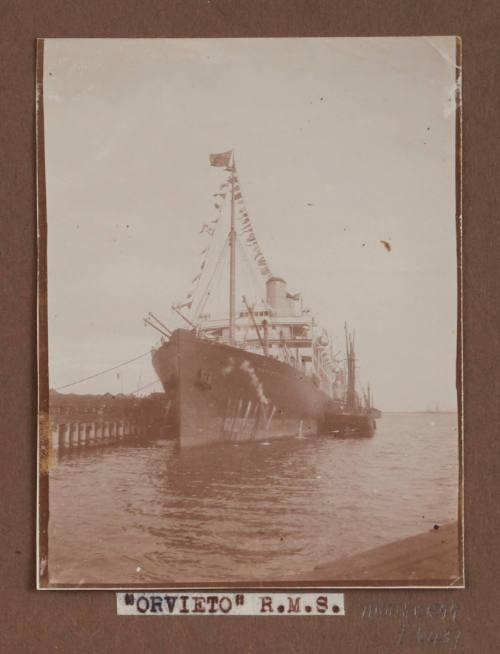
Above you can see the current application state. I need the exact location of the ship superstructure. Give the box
[194,276,340,400]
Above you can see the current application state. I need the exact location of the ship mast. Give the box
[345,323,357,412]
[229,150,236,345]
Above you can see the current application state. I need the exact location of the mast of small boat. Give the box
[229,150,236,345]
[345,323,356,412]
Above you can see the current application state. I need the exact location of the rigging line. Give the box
[237,244,261,305]
[192,237,226,322]
[178,201,225,309]
[234,184,270,277]
[194,242,229,323]
[54,350,153,391]
[132,379,162,394]
[242,235,266,299]
[236,234,265,300]
[239,218,270,278]
[191,223,219,299]
[192,233,228,320]
[192,234,230,322]
[196,183,229,276]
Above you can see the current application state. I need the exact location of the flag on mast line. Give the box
[209,151,233,167]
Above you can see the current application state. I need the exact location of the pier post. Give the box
[51,424,60,450]
[104,421,110,440]
[96,422,103,442]
[79,423,86,446]
[71,423,79,447]
[89,422,96,444]
[63,424,71,448]
[118,421,124,440]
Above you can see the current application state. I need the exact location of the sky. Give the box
[43,37,459,411]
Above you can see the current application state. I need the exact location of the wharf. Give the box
[45,390,172,452]
[305,522,461,585]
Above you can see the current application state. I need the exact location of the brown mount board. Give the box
[0,2,499,653]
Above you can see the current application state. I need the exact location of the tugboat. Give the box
[147,151,379,447]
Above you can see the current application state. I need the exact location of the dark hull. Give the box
[321,411,377,438]
[152,329,375,447]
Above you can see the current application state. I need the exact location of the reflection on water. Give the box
[48,412,459,585]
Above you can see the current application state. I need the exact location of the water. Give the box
[48,412,459,585]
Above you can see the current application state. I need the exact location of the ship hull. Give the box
[152,329,376,447]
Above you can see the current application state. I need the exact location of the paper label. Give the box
[116,592,345,616]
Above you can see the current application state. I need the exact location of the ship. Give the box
[147,150,378,447]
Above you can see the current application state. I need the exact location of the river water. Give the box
[48,412,459,586]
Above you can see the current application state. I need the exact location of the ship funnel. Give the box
[266,276,290,316]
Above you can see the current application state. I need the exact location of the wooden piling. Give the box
[50,411,140,453]
[89,422,96,444]
[51,424,59,450]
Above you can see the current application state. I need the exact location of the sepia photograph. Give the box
[37,36,462,588]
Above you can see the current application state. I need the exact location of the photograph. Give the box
[37,36,462,588]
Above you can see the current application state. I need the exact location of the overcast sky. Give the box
[44,37,459,411]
